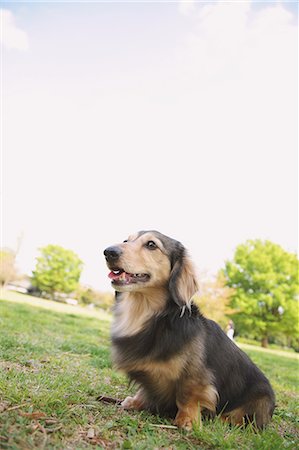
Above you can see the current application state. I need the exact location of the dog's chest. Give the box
[113,345,185,378]
[111,294,164,339]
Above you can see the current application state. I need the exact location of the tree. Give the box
[193,272,235,329]
[223,240,299,347]
[0,248,18,287]
[75,285,114,311]
[32,245,83,298]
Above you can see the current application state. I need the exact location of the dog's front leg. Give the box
[175,383,218,430]
[174,400,200,430]
[121,388,147,411]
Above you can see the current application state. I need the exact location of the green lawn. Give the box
[0,295,298,449]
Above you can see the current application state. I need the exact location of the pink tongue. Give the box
[109,271,131,281]
[109,271,120,280]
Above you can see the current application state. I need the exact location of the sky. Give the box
[1,0,298,291]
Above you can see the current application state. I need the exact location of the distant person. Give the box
[226,320,235,341]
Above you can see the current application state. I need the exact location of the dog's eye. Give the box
[123,240,128,243]
[146,240,157,250]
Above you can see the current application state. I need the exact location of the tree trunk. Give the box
[261,336,268,348]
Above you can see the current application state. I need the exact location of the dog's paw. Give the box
[121,396,136,409]
[121,395,145,410]
[174,415,194,431]
[174,408,199,431]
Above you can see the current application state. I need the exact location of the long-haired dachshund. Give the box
[104,230,275,430]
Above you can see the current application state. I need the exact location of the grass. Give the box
[0,294,298,449]
[1,289,111,321]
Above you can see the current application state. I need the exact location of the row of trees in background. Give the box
[0,244,114,312]
[0,239,298,349]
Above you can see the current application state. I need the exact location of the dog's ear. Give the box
[169,245,199,308]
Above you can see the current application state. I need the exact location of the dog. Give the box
[103,230,275,430]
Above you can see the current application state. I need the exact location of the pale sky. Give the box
[1,1,298,291]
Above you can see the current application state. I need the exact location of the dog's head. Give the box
[104,230,198,308]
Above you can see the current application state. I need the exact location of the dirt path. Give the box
[238,342,299,360]
[0,289,111,321]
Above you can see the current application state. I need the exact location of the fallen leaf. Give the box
[45,419,58,425]
[45,425,62,433]
[6,403,28,412]
[20,411,47,419]
[0,402,9,413]
[97,395,122,405]
[40,358,51,363]
[87,428,95,439]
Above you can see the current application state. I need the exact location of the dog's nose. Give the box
[104,246,122,262]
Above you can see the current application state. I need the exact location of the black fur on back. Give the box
[203,319,275,415]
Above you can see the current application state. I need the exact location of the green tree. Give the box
[75,285,114,311]
[223,240,298,347]
[32,245,83,298]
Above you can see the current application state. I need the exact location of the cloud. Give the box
[1,9,29,51]
[171,0,296,149]
[175,0,296,84]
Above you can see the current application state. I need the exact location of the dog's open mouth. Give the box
[108,269,150,285]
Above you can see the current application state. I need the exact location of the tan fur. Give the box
[132,357,186,381]
[175,384,218,430]
[115,351,186,380]
[118,341,218,427]
[112,289,167,338]
[223,396,273,428]
[175,380,218,428]
[121,356,189,410]
[111,232,171,293]
[174,402,199,430]
[252,397,274,427]
[222,407,246,426]
[121,389,147,410]
[122,357,185,409]
[175,256,199,309]
[111,232,178,337]
[105,231,274,431]
[109,232,214,429]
